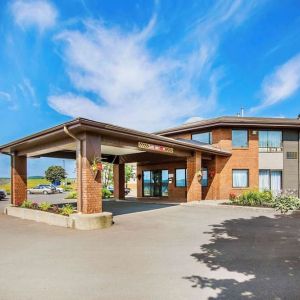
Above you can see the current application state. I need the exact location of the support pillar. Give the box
[11,155,27,206]
[113,163,125,200]
[77,133,102,214]
[187,151,202,202]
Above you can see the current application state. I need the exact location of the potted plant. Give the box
[91,156,102,178]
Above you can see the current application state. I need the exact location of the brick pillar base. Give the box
[79,133,102,214]
[187,151,202,202]
[11,155,27,206]
[113,164,125,200]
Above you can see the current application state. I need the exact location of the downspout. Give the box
[63,126,82,213]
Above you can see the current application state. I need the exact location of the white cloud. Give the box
[48,1,260,131]
[252,53,300,112]
[11,0,58,31]
[18,78,39,107]
[0,91,18,110]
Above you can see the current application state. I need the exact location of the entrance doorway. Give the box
[142,170,169,197]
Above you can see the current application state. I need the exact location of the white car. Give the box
[28,185,56,195]
[52,185,64,193]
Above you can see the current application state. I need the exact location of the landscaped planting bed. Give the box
[228,190,300,213]
[4,200,113,230]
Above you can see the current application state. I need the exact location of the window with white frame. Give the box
[232,169,249,188]
[259,170,282,194]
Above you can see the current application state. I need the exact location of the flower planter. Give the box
[4,206,113,230]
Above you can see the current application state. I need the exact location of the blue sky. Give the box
[0,0,300,177]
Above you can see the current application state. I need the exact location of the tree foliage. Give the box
[45,166,67,183]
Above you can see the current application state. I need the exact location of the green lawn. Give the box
[0,178,75,194]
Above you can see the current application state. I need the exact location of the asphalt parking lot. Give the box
[0,197,300,299]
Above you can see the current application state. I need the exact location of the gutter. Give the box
[63,126,82,213]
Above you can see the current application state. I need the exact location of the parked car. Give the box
[0,190,7,200]
[50,185,64,193]
[107,186,131,196]
[28,185,56,195]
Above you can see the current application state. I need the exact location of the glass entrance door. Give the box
[152,170,162,197]
[143,170,169,197]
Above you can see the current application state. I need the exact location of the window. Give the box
[143,171,151,196]
[259,170,282,194]
[287,152,298,159]
[259,131,282,151]
[175,168,187,187]
[201,168,208,187]
[192,132,212,144]
[232,130,248,148]
[162,170,169,196]
[232,169,249,188]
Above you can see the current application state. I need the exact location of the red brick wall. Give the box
[80,134,102,214]
[113,163,125,200]
[11,155,27,206]
[187,152,202,202]
[209,128,259,199]
[166,127,259,200]
[137,161,187,202]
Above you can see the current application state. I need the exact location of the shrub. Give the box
[63,185,74,192]
[60,204,75,216]
[273,193,300,214]
[102,188,112,199]
[21,200,33,208]
[39,202,52,211]
[65,191,77,199]
[230,190,274,207]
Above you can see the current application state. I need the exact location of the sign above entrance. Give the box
[138,142,174,154]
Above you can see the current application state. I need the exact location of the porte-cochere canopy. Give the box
[0,118,231,214]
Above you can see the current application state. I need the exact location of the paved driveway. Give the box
[0,198,300,300]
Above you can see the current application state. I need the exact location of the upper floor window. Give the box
[232,130,248,148]
[259,131,282,152]
[192,132,212,144]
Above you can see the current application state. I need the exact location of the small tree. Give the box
[102,163,113,188]
[45,166,67,184]
[125,165,135,188]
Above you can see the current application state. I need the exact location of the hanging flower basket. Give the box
[197,170,202,182]
[91,156,102,179]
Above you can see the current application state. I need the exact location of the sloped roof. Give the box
[155,116,300,136]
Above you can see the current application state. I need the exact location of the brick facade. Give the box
[113,163,125,200]
[187,151,202,202]
[11,155,27,206]
[79,133,102,214]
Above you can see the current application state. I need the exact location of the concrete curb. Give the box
[4,206,113,230]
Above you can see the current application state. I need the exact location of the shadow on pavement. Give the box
[103,200,176,216]
[184,213,300,299]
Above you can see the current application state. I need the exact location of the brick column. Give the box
[11,155,27,206]
[187,151,202,202]
[113,163,125,200]
[78,133,102,214]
